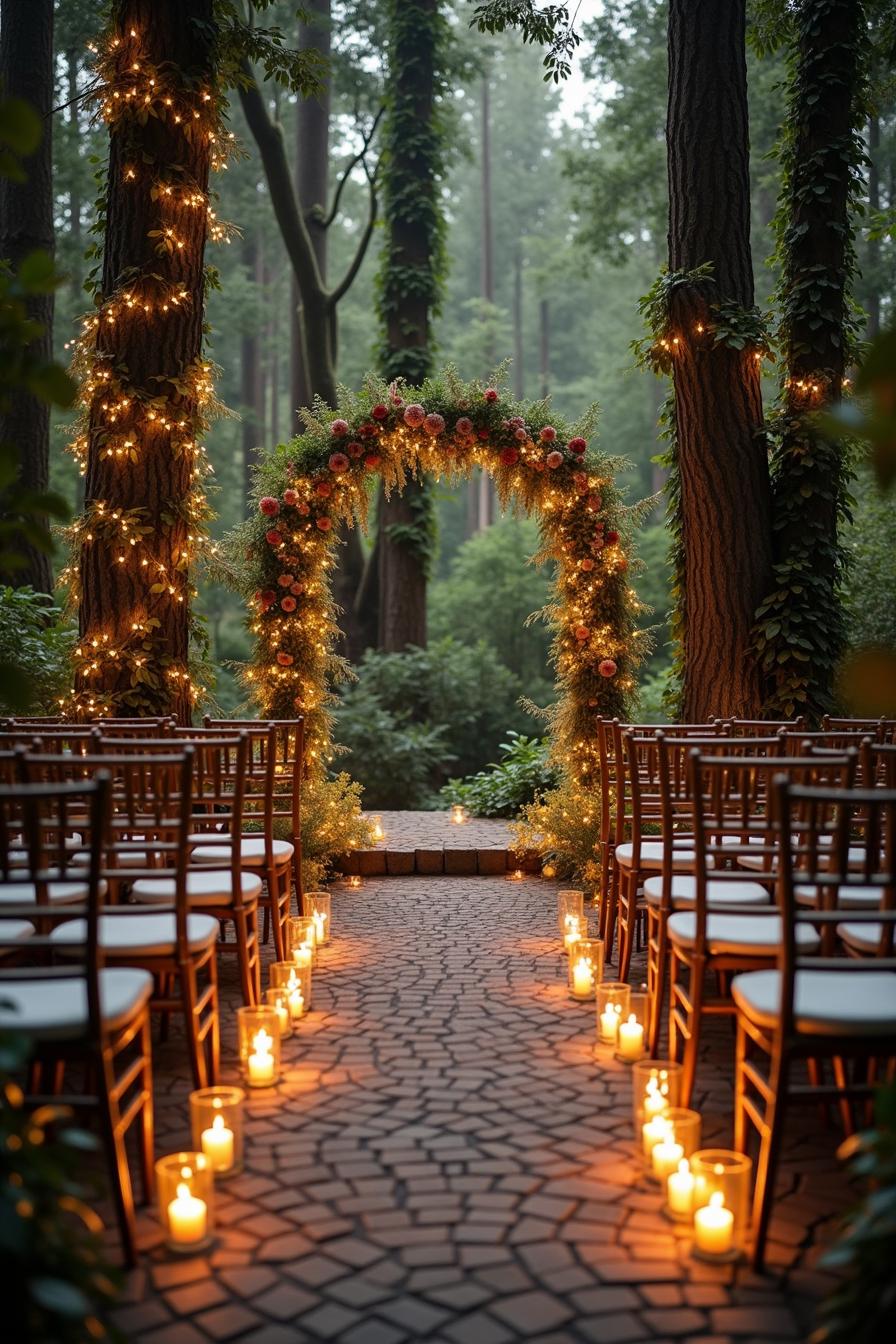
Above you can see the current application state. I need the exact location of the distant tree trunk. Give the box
[477,71,496,530]
[667,0,771,720]
[76,0,214,721]
[0,0,55,593]
[241,235,261,509]
[67,50,83,299]
[377,0,445,652]
[866,113,880,339]
[513,244,524,399]
[539,298,550,397]
[270,272,281,444]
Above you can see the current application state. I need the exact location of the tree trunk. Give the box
[270,272,281,445]
[539,298,550,398]
[377,0,444,652]
[667,0,771,720]
[513,244,524,400]
[0,0,55,594]
[241,235,261,510]
[481,74,494,310]
[76,0,214,721]
[866,113,880,339]
[67,50,83,298]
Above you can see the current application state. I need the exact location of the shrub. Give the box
[514,773,604,889]
[841,467,896,653]
[440,732,558,817]
[0,587,75,714]
[299,773,373,888]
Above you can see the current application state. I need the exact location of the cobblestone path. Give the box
[116,875,851,1344]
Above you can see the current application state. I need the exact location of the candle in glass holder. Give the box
[311,909,326,945]
[563,915,582,954]
[652,1134,684,1182]
[617,1013,644,1060]
[371,816,384,843]
[571,956,594,999]
[265,989,290,1036]
[168,1169,207,1247]
[506,868,524,883]
[599,1000,623,1044]
[642,1113,673,1160]
[643,1077,669,1120]
[286,969,305,1022]
[347,874,362,889]
[694,1191,734,1257]
[200,1107,234,1173]
[293,943,312,969]
[450,804,467,824]
[248,1028,275,1086]
[666,1158,695,1218]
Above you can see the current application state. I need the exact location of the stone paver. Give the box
[340,811,529,875]
[110,873,852,1342]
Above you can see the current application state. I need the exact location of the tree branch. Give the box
[329,161,379,306]
[321,105,385,229]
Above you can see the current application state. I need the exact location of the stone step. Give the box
[336,810,541,877]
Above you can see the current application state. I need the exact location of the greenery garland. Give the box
[229,369,648,799]
[750,0,868,720]
[634,264,773,715]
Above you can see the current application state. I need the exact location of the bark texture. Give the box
[666,0,771,719]
[77,0,214,721]
[0,0,55,593]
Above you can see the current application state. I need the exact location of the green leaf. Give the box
[17,250,58,294]
[26,364,78,409]
[0,96,42,155]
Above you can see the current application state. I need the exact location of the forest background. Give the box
[13,0,896,808]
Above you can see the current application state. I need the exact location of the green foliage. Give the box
[429,514,554,693]
[0,1033,121,1343]
[333,637,538,809]
[0,588,76,715]
[441,730,557,817]
[299,772,373,890]
[468,2,581,82]
[842,467,896,650]
[826,326,896,490]
[514,770,603,886]
[812,1083,896,1344]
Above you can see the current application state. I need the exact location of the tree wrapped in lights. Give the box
[230,371,648,799]
[61,1,231,720]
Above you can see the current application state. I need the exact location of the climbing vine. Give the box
[751,0,868,719]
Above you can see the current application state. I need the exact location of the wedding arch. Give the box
[234,371,647,791]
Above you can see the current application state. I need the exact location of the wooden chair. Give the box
[733,779,896,1270]
[0,775,155,1267]
[717,718,805,736]
[99,734,262,1005]
[823,715,895,743]
[19,747,220,1089]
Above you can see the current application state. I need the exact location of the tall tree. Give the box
[664,0,772,719]
[752,0,867,719]
[0,0,56,593]
[375,0,447,651]
[72,0,217,720]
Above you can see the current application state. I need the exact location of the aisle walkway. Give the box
[118,877,851,1343]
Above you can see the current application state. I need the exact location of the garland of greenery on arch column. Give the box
[228,370,649,876]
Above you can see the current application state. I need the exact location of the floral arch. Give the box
[234,371,647,794]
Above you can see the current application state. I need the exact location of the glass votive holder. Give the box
[632,1058,683,1137]
[647,1106,702,1180]
[557,888,584,933]
[505,867,526,883]
[189,1086,245,1178]
[370,814,384,843]
[690,1149,753,1262]
[288,914,317,967]
[615,988,648,1063]
[562,912,585,955]
[596,981,630,1045]
[270,959,311,1020]
[567,937,604,1000]
[306,890,331,945]
[155,1151,214,1254]
[236,1005,281,1088]
[345,873,363,889]
[450,803,468,825]
[265,986,292,1037]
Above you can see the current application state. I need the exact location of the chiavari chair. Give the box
[823,715,895,743]
[0,775,155,1266]
[733,780,896,1269]
[19,747,220,1089]
[716,718,806,736]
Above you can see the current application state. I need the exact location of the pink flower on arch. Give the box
[347,440,364,459]
[573,472,589,493]
[424,412,446,436]
[315,481,332,498]
[455,416,474,438]
[259,496,279,517]
[265,529,283,546]
[259,589,276,609]
[282,488,299,506]
[290,582,304,596]
[546,450,564,469]
[569,436,587,454]
[500,446,519,466]
[574,625,590,642]
[329,452,350,474]
[280,596,297,613]
[277,573,294,588]
[330,419,349,436]
[605,529,620,544]
[364,453,382,470]
[539,425,557,443]
[579,557,595,572]
[484,388,498,403]
[514,427,528,442]
[508,416,525,429]
[276,651,294,666]
[598,659,618,678]
[371,403,389,421]
[297,503,310,516]
[316,516,332,532]
[404,404,426,427]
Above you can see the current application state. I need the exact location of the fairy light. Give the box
[62,23,231,720]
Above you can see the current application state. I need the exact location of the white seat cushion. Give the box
[731,967,896,1036]
[668,912,820,956]
[739,845,868,874]
[50,912,219,956]
[190,836,294,866]
[0,878,107,906]
[0,967,153,1041]
[796,883,885,909]
[644,875,769,909]
[616,841,700,871]
[0,919,35,950]
[837,922,894,955]
[132,869,262,907]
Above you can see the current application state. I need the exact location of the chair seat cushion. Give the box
[644,875,769,909]
[0,878,107,906]
[50,912,219,956]
[731,967,896,1036]
[0,967,153,1041]
[191,837,294,866]
[837,922,892,955]
[0,919,35,950]
[739,845,868,873]
[795,883,884,909]
[132,870,262,907]
[668,912,819,956]
[616,841,701,871]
